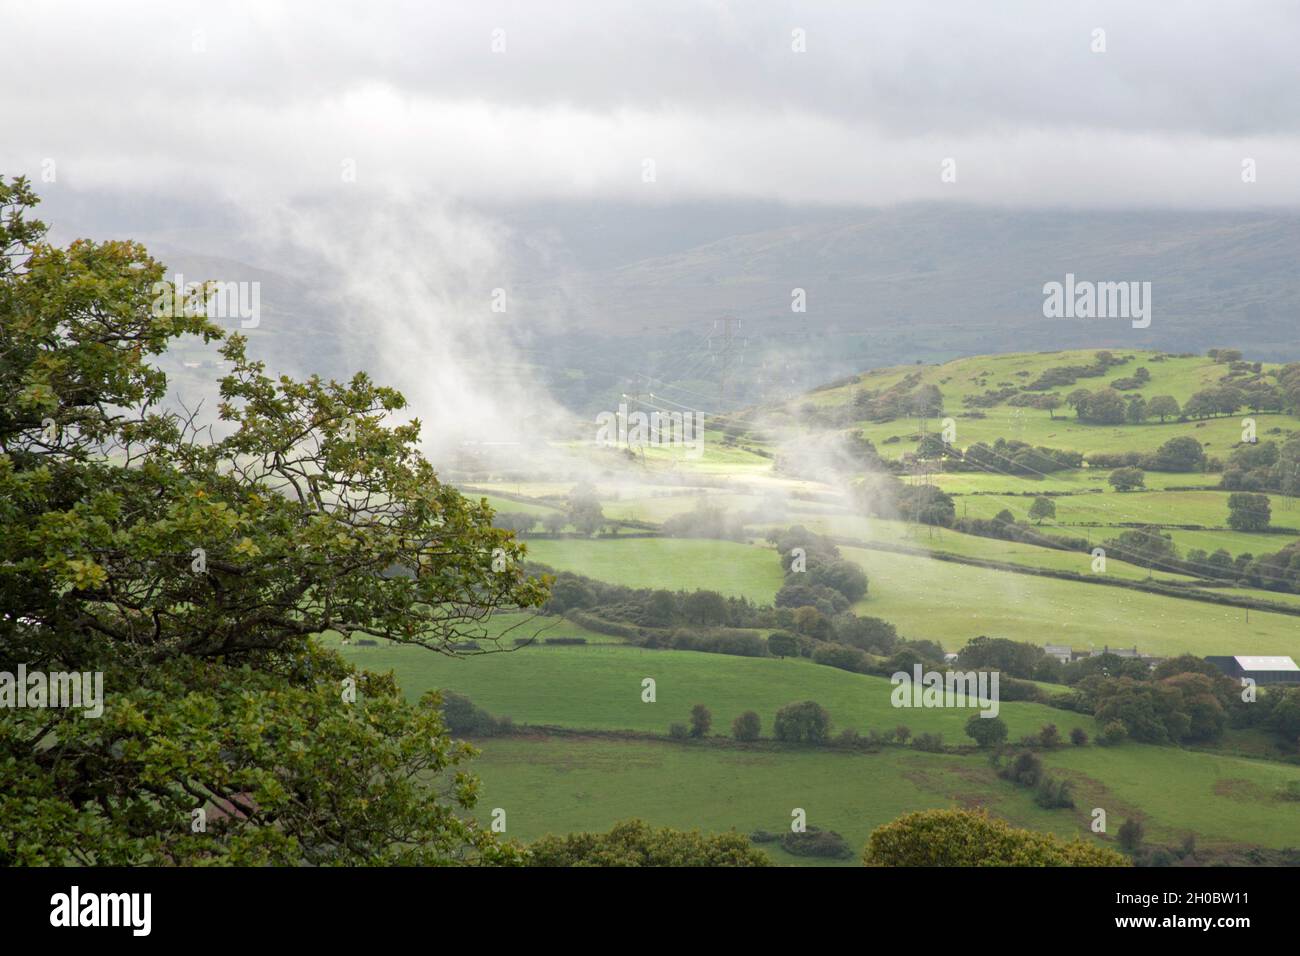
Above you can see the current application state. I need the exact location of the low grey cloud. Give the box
[4,0,1299,209]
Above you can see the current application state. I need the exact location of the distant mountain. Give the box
[509,203,1300,412]
[103,203,1300,418]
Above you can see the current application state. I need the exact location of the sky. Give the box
[5,1,1298,455]
[5,0,1300,210]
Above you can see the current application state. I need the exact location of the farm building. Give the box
[1044,644,1074,664]
[1205,655,1300,685]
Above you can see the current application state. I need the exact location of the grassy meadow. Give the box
[406,348,1300,863]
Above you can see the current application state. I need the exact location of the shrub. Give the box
[668,628,766,658]
[1227,492,1272,532]
[811,641,871,674]
[1135,846,1177,867]
[767,631,798,659]
[1099,719,1128,746]
[439,690,512,737]
[1070,727,1089,747]
[1000,751,1044,787]
[528,819,770,867]
[773,700,832,744]
[1034,776,1075,809]
[863,809,1129,867]
[911,732,944,752]
[668,722,690,740]
[1038,723,1062,749]
[834,728,864,749]
[1117,818,1145,852]
[565,608,641,639]
[732,710,761,742]
[1109,467,1146,492]
[781,827,853,859]
[689,704,712,738]
[965,714,1009,748]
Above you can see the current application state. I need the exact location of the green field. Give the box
[517,531,1300,659]
[859,412,1292,463]
[932,469,1216,495]
[754,514,1195,584]
[439,347,1300,863]
[463,735,1300,862]
[463,737,1068,866]
[336,641,1093,740]
[331,640,1300,860]
[841,545,1300,659]
[793,349,1299,462]
[525,537,784,603]
[959,488,1291,532]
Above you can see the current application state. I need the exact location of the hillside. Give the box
[510,206,1300,411]
[773,348,1294,460]
[336,345,1300,865]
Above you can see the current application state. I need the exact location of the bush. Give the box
[1227,492,1272,532]
[911,732,944,753]
[780,827,853,859]
[668,722,690,740]
[668,628,767,658]
[543,637,588,645]
[834,728,865,749]
[689,704,712,738]
[1099,720,1128,746]
[1000,751,1044,788]
[766,631,798,659]
[773,700,832,744]
[527,819,770,867]
[1038,723,1062,749]
[439,690,512,737]
[1034,776,1075,809]
[965,714,1009,748]
[1070,727,1089,747]
[1118,818,1145,852]
[565,608,641,639]
[732,710,761,742]
[1109,467,1146,492]
[811,641,871,674]
[863,809,1129,867]
[833,614,899,654]
[1135,846,1177,867]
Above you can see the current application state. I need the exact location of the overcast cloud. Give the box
[6,1,1298,457]
[5,0,1300,209]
